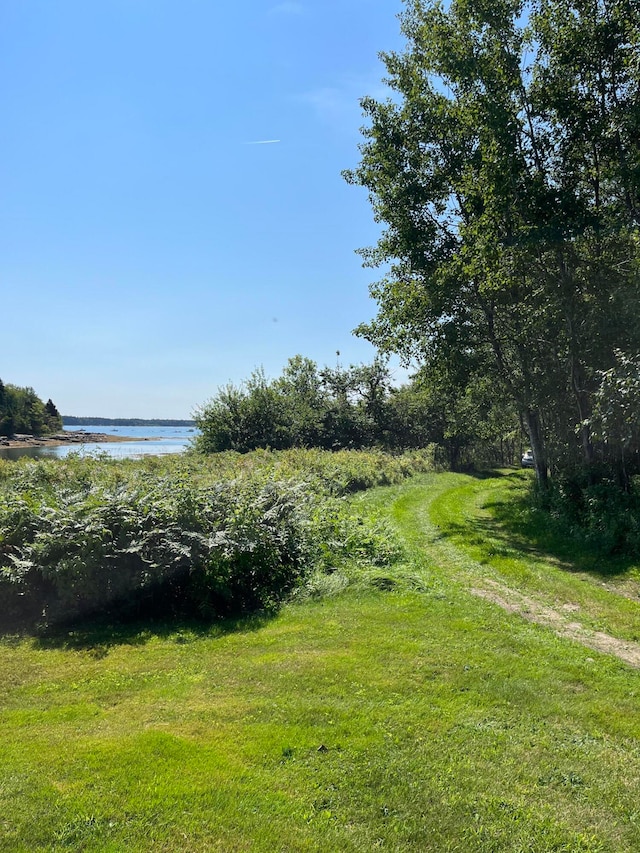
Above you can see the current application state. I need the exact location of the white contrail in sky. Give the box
[244,139,281,145]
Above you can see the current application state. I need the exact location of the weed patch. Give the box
[0,449,430,630]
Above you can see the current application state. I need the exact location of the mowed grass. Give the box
[2,472,640,851]
[423,471,640,644]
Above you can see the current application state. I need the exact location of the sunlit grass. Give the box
[2,470,640,851]
[425,471,640,644]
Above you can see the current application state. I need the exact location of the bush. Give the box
[0,448,431,629]
[534,472,640,556]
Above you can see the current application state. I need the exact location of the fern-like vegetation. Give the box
[0,448,434,630]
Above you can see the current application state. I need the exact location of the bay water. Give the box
[0,425,198,461]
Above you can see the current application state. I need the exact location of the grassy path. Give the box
[2,471,640,851]
[363,471,640,666]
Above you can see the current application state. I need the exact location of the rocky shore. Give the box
[0,432,147,449]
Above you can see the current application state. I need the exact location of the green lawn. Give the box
[2,471,640,851]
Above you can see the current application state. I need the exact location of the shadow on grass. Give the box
[465,467,514,480]
[1,610,276,653]
[439,471,640,581]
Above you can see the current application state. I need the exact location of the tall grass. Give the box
[0,448,433,630]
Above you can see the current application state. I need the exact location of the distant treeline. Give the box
[63,417,196,427]
[0,380,62,437]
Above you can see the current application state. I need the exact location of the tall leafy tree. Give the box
[276,355,328,447]
[0,380,61,437]
[345,0,640,485]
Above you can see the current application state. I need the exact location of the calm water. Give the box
[0,425,198,461]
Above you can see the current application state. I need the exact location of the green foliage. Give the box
[194,354,523,463]
[587,350,640,488]
[0,449,432,629]
[390,359,521,467]
[345,0,640,487]
[44,398,62,430]
[0,379,62,436]
[194,355,399,453]
[532,472,640,556]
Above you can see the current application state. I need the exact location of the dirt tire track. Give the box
[470,578,640,668]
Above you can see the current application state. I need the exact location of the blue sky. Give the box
[0,0,406,418]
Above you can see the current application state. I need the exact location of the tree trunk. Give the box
[524,408,548,488]
[570,360,594,468]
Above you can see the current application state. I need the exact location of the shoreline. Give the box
[0,432,151,450]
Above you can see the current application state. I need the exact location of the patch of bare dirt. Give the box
[470,578,640,668]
